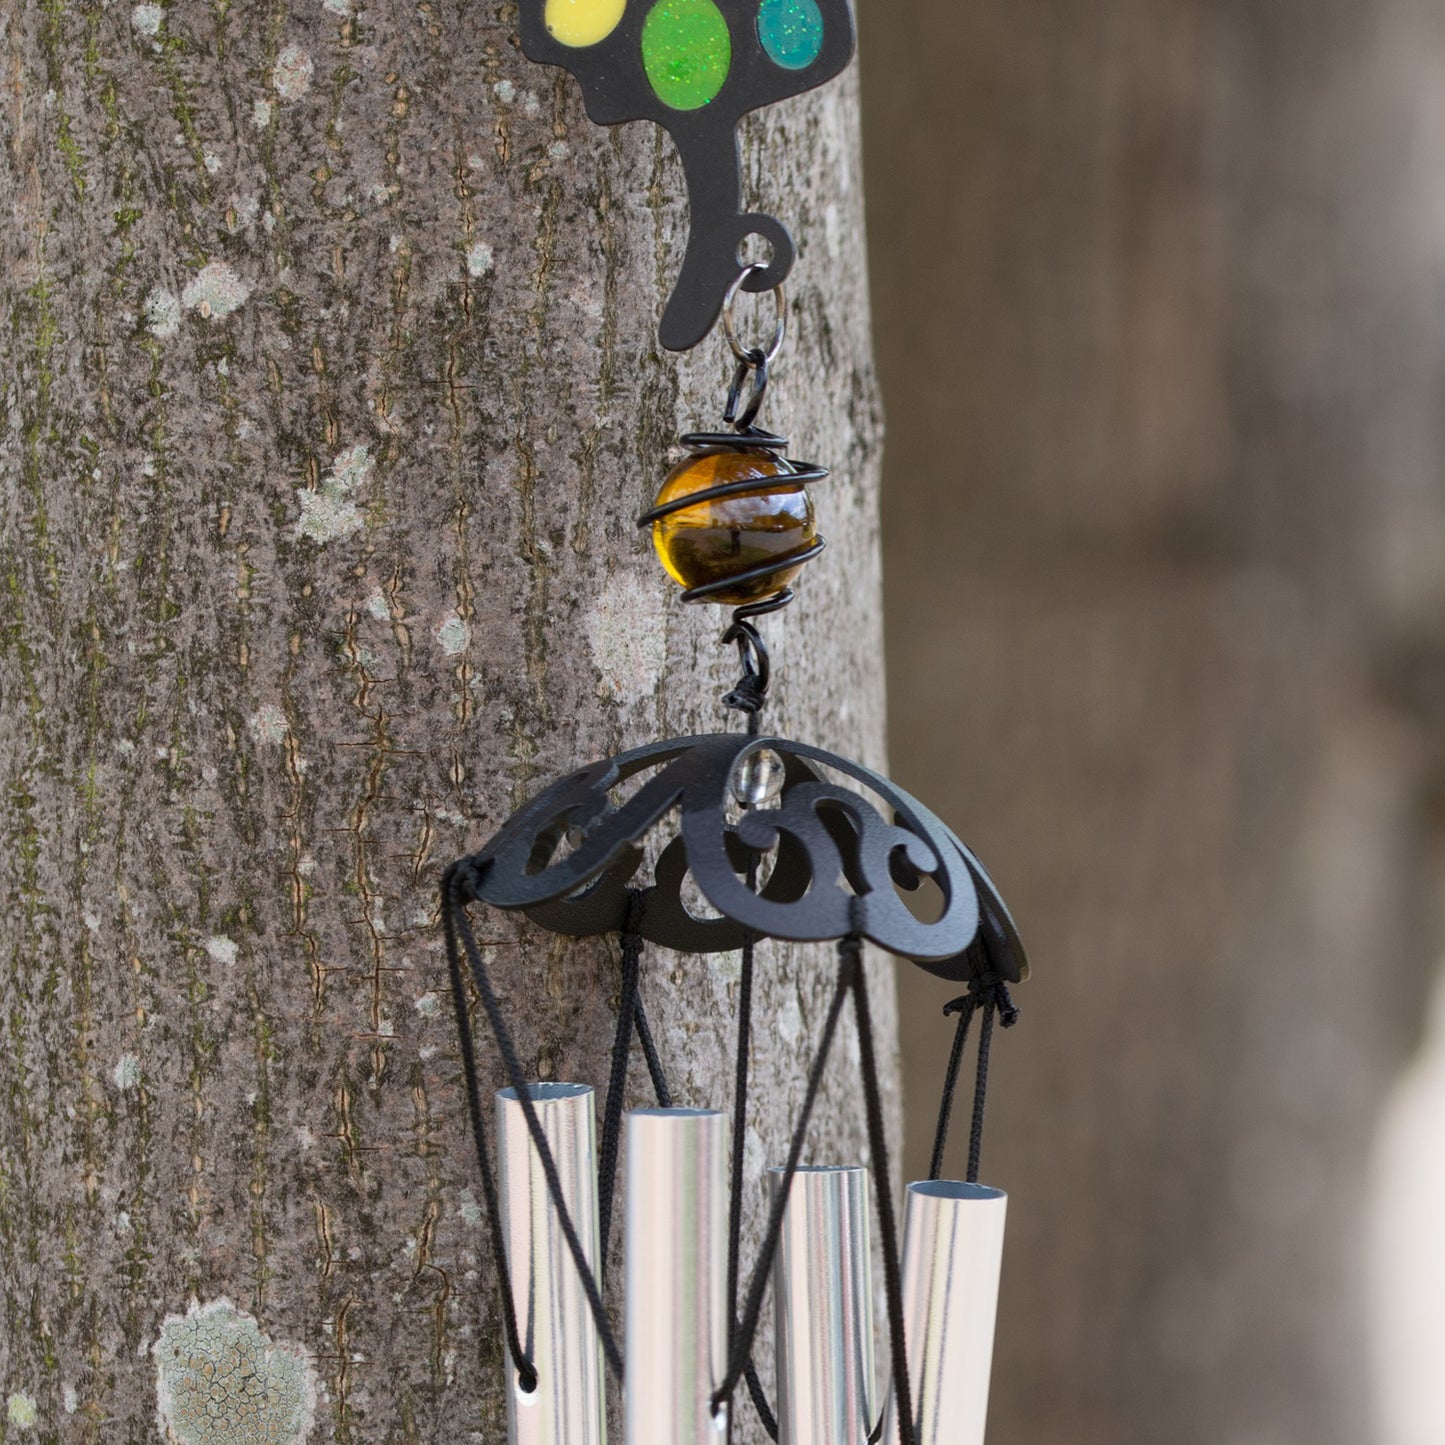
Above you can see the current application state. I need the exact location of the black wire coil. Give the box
[635,348,829,611]
[636,427,828,606]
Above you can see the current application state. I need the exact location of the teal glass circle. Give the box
[757,0,824,71]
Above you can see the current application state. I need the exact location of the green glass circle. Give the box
[757,0,824,70]
[642,0,731,111]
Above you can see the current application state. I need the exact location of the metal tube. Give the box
[770,1165,877,1445]
[624,1109,729,1445]
[882,1182,1007,1445]
[496,1083,606,1445]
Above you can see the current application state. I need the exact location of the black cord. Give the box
[711,941,854,1415]
[727,928,756,1349]
[633,992,673,1108]
[967,996,997,1184]
[927,994,978,1182]
[444,867,626,1382]
[721,613,772,722]
[927,977,1019,1185]
[846,938,916,1445]
[727,920,782,1441]
[442,868,538,1394]
[598,895,646,1273]
[745,1360,779,1440]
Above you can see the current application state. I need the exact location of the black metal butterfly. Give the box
[518,0,856,351]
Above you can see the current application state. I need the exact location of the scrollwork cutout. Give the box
[463,733,1027,983]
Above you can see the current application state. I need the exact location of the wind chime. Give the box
[442,4,1029,1443]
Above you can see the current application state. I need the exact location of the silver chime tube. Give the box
[770,1165,877,1445]
[624,1108,729,1445]
[496,1083,606,1445]
[882,1181,1007,1445]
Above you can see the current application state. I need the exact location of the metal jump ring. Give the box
[722,264,786,366]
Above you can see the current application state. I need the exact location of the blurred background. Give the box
[858,3,1445,1443]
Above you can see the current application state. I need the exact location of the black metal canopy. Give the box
[458,731,1027,985]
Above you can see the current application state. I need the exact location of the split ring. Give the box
[722,264,787,366]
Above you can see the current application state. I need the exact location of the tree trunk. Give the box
[0,4,890,1440]
[863,2,1445,1443]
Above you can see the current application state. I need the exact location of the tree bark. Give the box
[0,3,890,1440]
[863,2,1445,1443]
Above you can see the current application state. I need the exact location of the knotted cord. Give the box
[927,974,1020,1184]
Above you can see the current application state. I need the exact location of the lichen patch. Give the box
[112,1054,142,1091]
[154,1300,316,1445]
[465,240,494,277]
[296,445,372,544]
[229,195,261,232]
[181,262,251,321]
[131,4,164,36]
[272,45,314,101]
[6,1393,38,1430]
[205,935,239,967]
[714,949,742,987]
[249,704,289,746]
[435,612,471,657]
[146,286,181,340]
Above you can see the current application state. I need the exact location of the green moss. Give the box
[55,110,89,198]
[21,270,62,600]
[36,0,90,197]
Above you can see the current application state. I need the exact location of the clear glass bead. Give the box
[730,748,786,807]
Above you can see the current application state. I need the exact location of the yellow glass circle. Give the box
[545,0,626,47]
[650,449,816,605]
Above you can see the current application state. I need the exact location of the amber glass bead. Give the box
[650,448,816,605]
